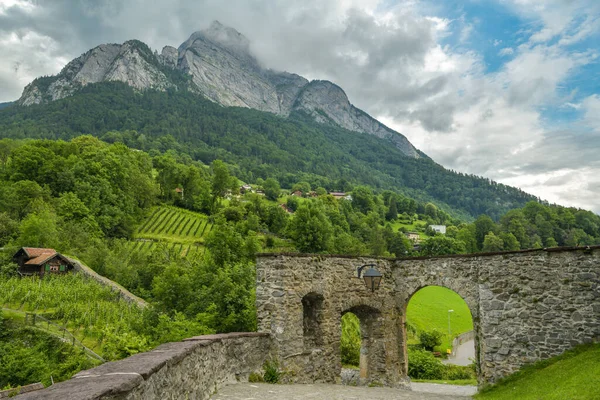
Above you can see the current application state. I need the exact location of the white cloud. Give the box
[0,30,69,99]
[582,95,600,129]
[498,47,514,56]
[0,0,34,15]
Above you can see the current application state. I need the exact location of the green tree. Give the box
[500,232,520,251]
[420,236,466,256]
[424,203,438,220]
[211,160,232,205]
[287,202,333,253]
[474,215,496,250]
[386,197,398,221]
[482,232,504,252]
[291,181,311,195]
[419,330,443,351]
[16,206,59,249]
[263,178,281,201]
[351,186,375,214]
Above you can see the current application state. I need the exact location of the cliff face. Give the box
[17,21,420,158]
[292,81,419,158]
[19,41,174,106]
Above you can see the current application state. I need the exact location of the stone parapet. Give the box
[15,332,273,400]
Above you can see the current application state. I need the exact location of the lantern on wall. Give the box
[356,264,383,292]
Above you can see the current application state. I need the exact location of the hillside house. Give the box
[13,247,75,277]
[279,204,294,214]
[240,184,253,194]
[405,232,421,243]
[330,192,353,201]
[291,190,303,197]
[429,225,447,234]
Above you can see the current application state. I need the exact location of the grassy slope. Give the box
[0,274,145,358]
[406,286,473,351]
[476,344,600,400]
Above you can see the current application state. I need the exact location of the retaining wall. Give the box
[16,333,273,400]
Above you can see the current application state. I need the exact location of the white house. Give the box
[429,225,447,234]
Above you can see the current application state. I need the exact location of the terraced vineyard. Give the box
[131,206,213,258]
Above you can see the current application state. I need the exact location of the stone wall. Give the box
[16,333,273,400]
[256,247,600,386]
[68,257,148,308]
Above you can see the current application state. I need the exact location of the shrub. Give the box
[408,349,444,379]
[263,360,280,384]
[442,364,476,380]
[419,329,443,351]
[265,236,275,248]
[248,372,264,383]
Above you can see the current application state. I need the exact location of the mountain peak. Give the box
[15,23,421,158]
[181,20,253,62]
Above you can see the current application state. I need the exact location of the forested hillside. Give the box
[0,82,535,220]
[1,136,599,388]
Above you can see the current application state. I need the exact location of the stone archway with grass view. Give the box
[405,286,476,383]
[256,248,600,387]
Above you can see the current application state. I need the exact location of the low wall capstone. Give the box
[15,332,273,400]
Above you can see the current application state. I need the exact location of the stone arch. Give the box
[341,304,385,384]
[301,292,325,350]
[402,284,480,380]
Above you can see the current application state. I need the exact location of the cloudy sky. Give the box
[1,0,599,213]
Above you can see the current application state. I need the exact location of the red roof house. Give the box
[13,247,75,277]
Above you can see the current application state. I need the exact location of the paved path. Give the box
[210,383,476,399]
[443,339,475,367]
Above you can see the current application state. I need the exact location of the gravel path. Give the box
[209,383,476,399]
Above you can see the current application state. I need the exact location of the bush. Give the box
[442,364,476,380]
[408,349,444,379]
[263,360,280,384]
[419,330,442,351]
[248,372,264,383]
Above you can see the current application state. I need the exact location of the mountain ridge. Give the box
[16,21,419,158]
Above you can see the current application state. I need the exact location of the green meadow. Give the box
[475,344,600,400]
[406,286,474,352]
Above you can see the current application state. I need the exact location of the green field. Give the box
[132,206,213,257]
[476,344,600,400]
[406,286,473,351]
[390,218,428,239]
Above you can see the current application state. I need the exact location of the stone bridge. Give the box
[256,246,600,387]
[16,246,600,399]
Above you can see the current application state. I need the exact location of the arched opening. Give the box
[302,292,324,349]
[340,305,382,385]
[405,286,477,384]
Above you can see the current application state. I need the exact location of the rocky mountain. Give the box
[17,21,419,158]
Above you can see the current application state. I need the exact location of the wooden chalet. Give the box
[13,247,75,277]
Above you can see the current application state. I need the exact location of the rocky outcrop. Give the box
[292,80,419,157]
[18,41,174,106]
[16,21,420,158]
[158,46,178,69]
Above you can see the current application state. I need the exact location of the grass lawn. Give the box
[390,219,428,239]
[406,286,473,352]
[475,344,600,400]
